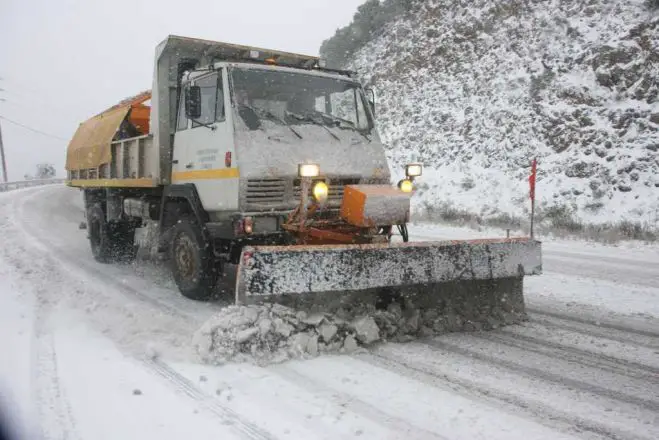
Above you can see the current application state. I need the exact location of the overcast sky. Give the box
[0,0,364,180]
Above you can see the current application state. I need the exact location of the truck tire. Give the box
[87,204,137,263]
[170,218,218,300]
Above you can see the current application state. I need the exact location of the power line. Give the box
[0,74,95,114]
[0,115,68,141]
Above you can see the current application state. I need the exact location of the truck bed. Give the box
[65,90,163,189]
[67,134,161,188]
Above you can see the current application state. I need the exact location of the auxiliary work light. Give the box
[298,164,320,178]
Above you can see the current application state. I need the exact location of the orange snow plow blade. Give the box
[235,238,542,323]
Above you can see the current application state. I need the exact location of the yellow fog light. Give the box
[398,179,414,193]
[312,181,329,203]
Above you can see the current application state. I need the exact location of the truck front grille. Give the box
[293,178,360,202]
[246,178,286,204]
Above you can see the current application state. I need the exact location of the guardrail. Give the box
[0,178,66,192]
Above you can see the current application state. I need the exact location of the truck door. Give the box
[172,69,237,211]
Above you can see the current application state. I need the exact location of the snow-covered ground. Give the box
[1,184,658,439]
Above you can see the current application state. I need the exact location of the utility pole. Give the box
[0,120,7,183]
[0,81,7,182]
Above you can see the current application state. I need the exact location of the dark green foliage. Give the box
[320,0,418,67]
[647,0,659,9]
[540,205,584,232]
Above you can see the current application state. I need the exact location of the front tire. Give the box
[170,219,218,300]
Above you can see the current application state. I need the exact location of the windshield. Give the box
[230,67,373,134]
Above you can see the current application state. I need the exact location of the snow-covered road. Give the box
[1,185,658,440]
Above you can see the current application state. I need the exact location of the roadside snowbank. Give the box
[193,299,525,365]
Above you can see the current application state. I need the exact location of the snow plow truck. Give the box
[65,35,542,321]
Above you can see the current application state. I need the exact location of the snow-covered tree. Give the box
[35,163,56,179]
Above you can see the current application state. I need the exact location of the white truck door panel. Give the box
[172,69,238,212]
[172,87,190,176]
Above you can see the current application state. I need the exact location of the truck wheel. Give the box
[88,204,113,263]
[170,219,218,300]
[87,204,137,263]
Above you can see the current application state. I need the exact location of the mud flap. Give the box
[235,238,542,317]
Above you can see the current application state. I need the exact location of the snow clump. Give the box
[193,299,525,365]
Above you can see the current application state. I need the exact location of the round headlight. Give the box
[398,179,414,193]
[312,181,329,202]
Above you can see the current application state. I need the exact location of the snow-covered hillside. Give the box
[322,0,659,229]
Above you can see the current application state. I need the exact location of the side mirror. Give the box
[185,86,202,119]
[365,87,376,116]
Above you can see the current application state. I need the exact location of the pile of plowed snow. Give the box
[193,301,524,365]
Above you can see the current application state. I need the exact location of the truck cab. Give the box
[171,61,390,241]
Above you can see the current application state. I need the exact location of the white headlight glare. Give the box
[298,163,320,178]
[406,163,423,177]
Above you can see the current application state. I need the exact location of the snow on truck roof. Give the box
[179,62,359,84]
[66,35,356,172]
[165,34,319,65]
[162,34,355,77]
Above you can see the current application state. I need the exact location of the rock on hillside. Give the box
[323,0,659,227]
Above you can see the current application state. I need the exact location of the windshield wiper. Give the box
[242,105,302,139]
[313,111,371,143]
[190,119,216,131]
[286,111,340,141]
[261,109,303,139]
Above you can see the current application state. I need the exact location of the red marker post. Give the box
[529,158,537,239]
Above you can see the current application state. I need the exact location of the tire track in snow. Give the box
[421,339,659,413]
[360,350,649,440]
[540,257,659,289]
[2,199,82,440]
[527,308,659,341]
[31,333,81,440]
[142,359,276,440]
[544,249,659,271]
[269,364,447,440]
[474,331,659,383]
[527,310,659,350]
[30,278,80,440]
